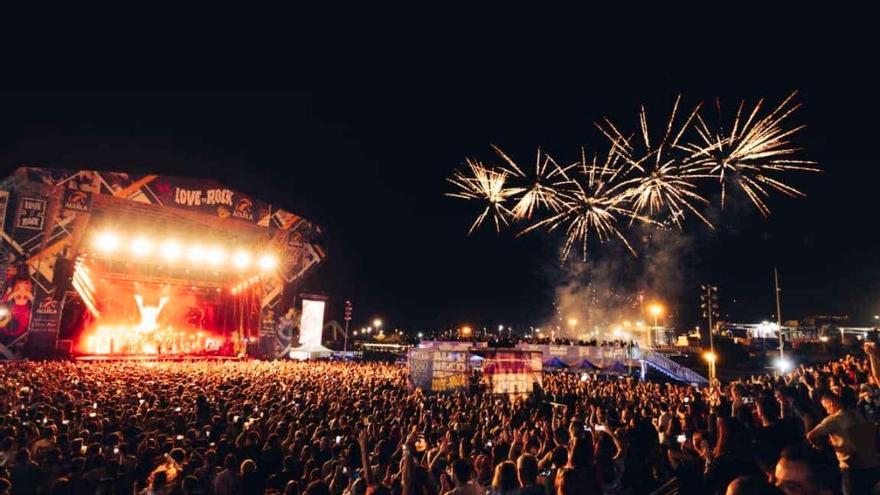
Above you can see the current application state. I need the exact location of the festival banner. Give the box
[260,308,278,336]
[153,178,268,224]
[482,350,543,397]
[408,348,434,390]
[15,196,47,231]
[430,350,469,392]
[29,293,61,333]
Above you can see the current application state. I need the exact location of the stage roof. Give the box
[2,166,320,232]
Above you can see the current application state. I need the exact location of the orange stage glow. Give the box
[79,291,225,355]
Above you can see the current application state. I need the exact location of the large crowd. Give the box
[3,344,880,495]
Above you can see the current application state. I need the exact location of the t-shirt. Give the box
[811,409,880,469]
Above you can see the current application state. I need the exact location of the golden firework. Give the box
[684,91,820,215]
[596,95,713,228]
[446,158,523,234]
[521,147,649,260]
[491,145,569,220]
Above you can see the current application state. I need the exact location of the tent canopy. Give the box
[578,359,600,372]
[543,357,569,368]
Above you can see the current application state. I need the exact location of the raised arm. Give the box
[358,429,376,487]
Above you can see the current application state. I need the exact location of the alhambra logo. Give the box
[233,198,255,221]
[63,190,91,212]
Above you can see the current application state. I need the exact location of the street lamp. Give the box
[648,304,664,348]
[703,351,718,382]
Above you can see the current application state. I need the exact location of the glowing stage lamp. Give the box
[161,241,183,260]
[130,238,152,257]
[187,246,207,264]
[207,247,225,265]
[232,251,251,269]
[93,232,120,252]
[258,254,278,271]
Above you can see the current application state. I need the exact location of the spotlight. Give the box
[258,254,278,271]
[774,357,793,373]
[130,238,152,257]
[207,247,225,265]
[161,241,182,260]
[233,251,251,269]
[94,232,120,252]
[187,246,206,264]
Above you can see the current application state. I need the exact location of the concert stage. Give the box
[0,167,325,361]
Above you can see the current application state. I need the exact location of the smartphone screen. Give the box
[676,434,687,443]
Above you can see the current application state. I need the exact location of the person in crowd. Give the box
[774,444,840,495]
[0,348,877,495]
[807,389,880,494]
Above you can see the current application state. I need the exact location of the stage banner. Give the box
[408,348,434,390]
[430,350,469,392]
[29,294,61,333]
[0,263,34,343]
[0,191,9,234]
[15,196,47,231]
[260,308,278,336]
[483,350,543,397]
[62,189,92,212]
[156,178,269,224]
[24,292,60,359]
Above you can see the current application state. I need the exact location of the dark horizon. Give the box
[2,50,877,334]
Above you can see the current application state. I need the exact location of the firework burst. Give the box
[447,92,818,260]
[490,145,569,220]
[446,158,523,234]
[684,91,820,216]
[596,95,713,228]
[521,147,649,260]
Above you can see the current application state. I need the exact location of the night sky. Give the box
[2,35,877,334]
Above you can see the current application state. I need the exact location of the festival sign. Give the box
[260,308,278,337]
[62,189,92,212]
[153,177,268,224]
[28,293,61,333]
[408,348,434,390]
[15,197,47,231]
[430,350,469,392]
[482,350,543,397]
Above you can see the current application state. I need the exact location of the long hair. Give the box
[491,461,518,493]
[567,439,594,470]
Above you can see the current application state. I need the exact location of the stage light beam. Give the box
[130,238,152,257]
[94,232,120,252]
[188,246,206,264]
[161,241,182,260]
[258,254,278,271]
[233,251,251,269]
[207,247,225,265]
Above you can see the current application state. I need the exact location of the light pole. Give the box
[703,351,717,382]
[701,285,719,356]
[774,268,784,361]
[648,304,664,348]
[373,318,383,339]
[343,300,352,357]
